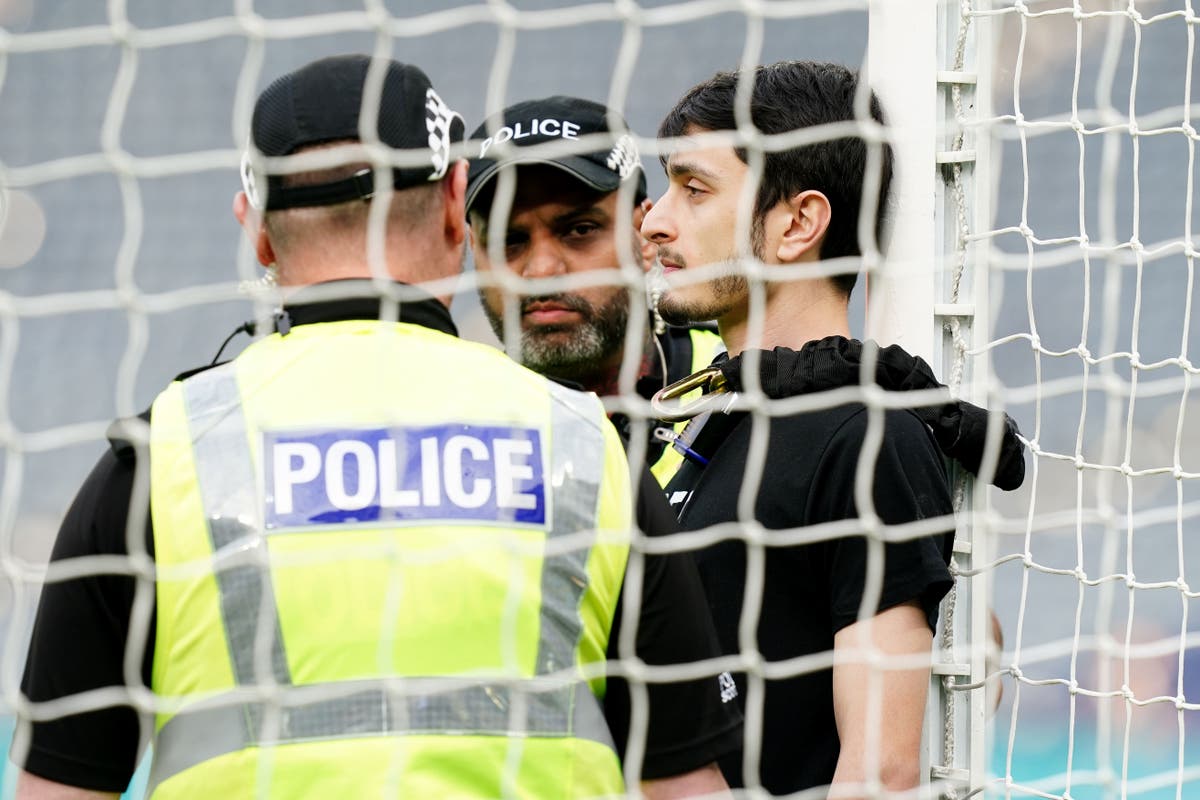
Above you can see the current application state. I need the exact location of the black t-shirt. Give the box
[664,403,954,795]
[15,296,740,792]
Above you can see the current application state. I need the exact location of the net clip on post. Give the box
[650,366,737,422]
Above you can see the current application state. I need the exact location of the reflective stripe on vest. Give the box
[150,679,610,791]
[180,365,290,686]
[148,359,616,793]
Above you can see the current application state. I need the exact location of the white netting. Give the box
[8,1,1186,799]
[952,1,1200,799]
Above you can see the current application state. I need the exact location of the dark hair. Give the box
[658,61,892,297]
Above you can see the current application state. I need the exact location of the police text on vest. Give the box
[264,425,546,528]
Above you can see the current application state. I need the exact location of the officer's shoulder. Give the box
[105,409,151,462]
[172,360,227,383]
[105,361,225,460]
[545,375,586,392]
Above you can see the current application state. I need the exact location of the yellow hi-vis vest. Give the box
[648,327,725,486]
[146,319,632,799]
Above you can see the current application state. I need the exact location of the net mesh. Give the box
[4,0,1196,799]
[959,1,1200,799]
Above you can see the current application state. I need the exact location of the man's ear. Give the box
[233,190,276,267]
[776,190,831,263]
[632,197,656,272]
[442,160,469,247]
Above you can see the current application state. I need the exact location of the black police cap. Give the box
[465,96,647,214]
[243,55,464,211]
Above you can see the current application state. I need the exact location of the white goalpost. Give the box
[869,1,994,797]
[891,2,1200,800]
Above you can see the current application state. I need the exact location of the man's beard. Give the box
[656,271,748,326]
[481,290,631,381]
[655,221,763,326]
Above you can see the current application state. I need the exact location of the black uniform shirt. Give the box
[665,402,954,795]
[16,288,741,792]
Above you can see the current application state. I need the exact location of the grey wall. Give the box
[4,1,1200,794]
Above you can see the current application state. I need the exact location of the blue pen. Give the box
[653,425,710,466]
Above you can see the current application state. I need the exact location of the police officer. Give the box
[465,96,724,485]
[13,55,738,799]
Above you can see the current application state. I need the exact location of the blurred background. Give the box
[2,1,1199,798]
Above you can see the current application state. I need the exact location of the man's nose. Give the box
[521,231,567,278]
[641,194,676,244]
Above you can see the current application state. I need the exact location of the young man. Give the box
[13,55,737,799]
[465,97,1026,493]
[641,60,957,796]
[465,96,724,484]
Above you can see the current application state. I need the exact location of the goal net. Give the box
[933,2,1200,799]
[0,0,1191,799]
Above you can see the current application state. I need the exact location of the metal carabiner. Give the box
[650,365,735,422]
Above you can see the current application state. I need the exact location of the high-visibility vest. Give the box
[649,327,725,486]
[146,319,632,799]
